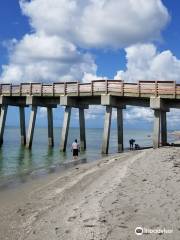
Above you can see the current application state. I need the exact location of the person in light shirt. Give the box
[71,139,79,159]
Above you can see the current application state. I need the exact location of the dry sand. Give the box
[0,148,180,240]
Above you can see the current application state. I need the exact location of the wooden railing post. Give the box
[19,83,22,96]
[105,80,108,94]
[41,83,43,96]
[30,83,32,95]
[77,81,79,96]
[155,81,158,97]
[10,84,12,96]
[64,82,67,95]
[91,81,93,96]
[121,81,124,96]
[174,81,176,98]
[138,81,140,97]
[52,83,55,96]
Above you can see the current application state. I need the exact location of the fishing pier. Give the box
[0,80,179,153]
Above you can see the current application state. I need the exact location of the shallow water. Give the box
[0,127,175,182]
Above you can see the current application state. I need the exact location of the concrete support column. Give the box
[150,97,169,149]
[26,106,37,149]
[153,110,161,149]
[79,108,86,151]
[47,107,54,147]
[0,105,8,146]
[161,111,167,146]
[19,106,26,145]
[117,108,123,152]
[60,106,71,152]
[102,106,112,154]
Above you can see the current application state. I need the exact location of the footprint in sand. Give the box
[83,217,96,223]
[98,216,107,223]
[67,215,77,222]
[84,224,96,228]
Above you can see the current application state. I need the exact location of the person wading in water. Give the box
[71,139,79,160]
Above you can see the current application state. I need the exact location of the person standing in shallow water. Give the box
[71,139,79,160]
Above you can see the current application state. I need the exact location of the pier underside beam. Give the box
[117,108,124,152]
[0,105,8,146]
[19,106,26,145]
[79,108,86,151]
[102,106,112,154]
[47,107,54,147]
[60,106,71,152]
[26,106,37,149]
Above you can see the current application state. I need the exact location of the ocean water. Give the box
[0,127,175,182]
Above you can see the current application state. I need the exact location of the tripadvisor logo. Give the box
[135,227,143,235]
[135,226,173,235]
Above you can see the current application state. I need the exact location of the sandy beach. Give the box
[0,147,180,240]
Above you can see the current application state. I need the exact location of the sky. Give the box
[0,0,180,129]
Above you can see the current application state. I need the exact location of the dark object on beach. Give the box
[173,162,180,168]
[129,139,135,150]
[135,144,140,150]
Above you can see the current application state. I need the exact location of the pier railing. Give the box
[0,80,179,98]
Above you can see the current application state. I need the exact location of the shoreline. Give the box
[0,147,180,239]
[0,147,153,191]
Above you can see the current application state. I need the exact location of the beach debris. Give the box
[118,224,128,229]
[67,215,77,222]
[16,208,22,213]
[84,224,96,228]
[173,161,180,167]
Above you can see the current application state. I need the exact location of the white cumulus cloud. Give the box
[115,43,180,82]
[20,0,169,48]
[1,0,170,83]
[1,32,97,83]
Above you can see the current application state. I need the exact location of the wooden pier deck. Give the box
[0,80,180,153]
[0,80,179,98]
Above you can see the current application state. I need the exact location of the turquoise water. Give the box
[0,127,150,178]
[0,127,175,182]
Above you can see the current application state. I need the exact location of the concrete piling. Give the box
[79,108,86,151]
[26,106,37,149]
[161,111,167,146]
[47,107,54,147]
[102,106,112,154]
[60,106,71,152]
[117,108,123,152]
[0,105,8,146]
[153,110,161,149]
[19,106,26,145]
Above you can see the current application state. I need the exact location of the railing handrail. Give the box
[0,80,179,99]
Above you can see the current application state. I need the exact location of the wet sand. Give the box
[0,148,180,239]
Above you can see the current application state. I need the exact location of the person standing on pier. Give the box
[71,139,79,160]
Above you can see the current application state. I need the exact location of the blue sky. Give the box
[1,0,180,129]
[0,0,178,79]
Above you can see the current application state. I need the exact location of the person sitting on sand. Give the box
[129,139,135,150]
[135,144,140,150]
[71,139,79,160]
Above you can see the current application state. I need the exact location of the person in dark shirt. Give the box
[129,139,135,150]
